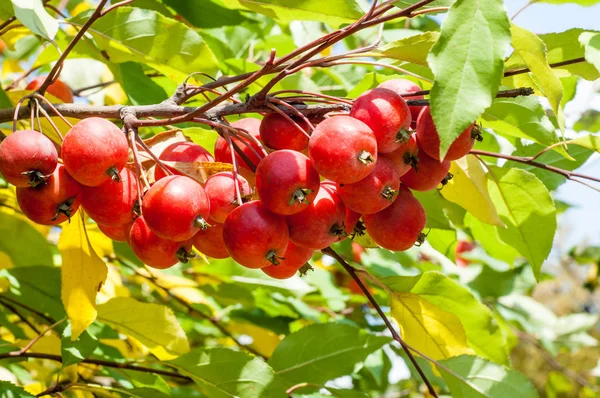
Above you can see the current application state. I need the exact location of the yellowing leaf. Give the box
[1,26,30,51]
[140,268,210,305]
[441,155,504,226]
[59,213,108,340]
[96,297,190,360]
[569,134,600,152]
[97,265,129,304]
[228,322,282,358]
[390,292,474,360]
[16,334,61,355]
[0,252,14,269]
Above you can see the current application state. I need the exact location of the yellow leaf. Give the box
[97,297,190,360]
[1,27,30,51]
[97,264,129,304]
[0,252,14,269]
[390,292,474,360]
[1,59,22,78]
[228,322,282,358]
[86,223,114,259]
[441,155,504,226]
[59,212,108,340]
[16,334,61,356]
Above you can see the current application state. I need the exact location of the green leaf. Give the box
[574,110,600,132]
[580,32,600,73]
[384,272,509,365]
[120,369,171,395]
[170,347,287,398]
[116,62,169,106]
[412,190,452,230]
[569,134,600,152]
[373,32,440,65]
[465,214,520,266]
[481,96,560,149]
[487,167,556,279]
[511,143,593,190]
[74,7,219,80]
[12,0,58,40]
[438,355,537,398]
[0,2,14,20]
[0,86,11,109]
[394,0,455,11]
[538,29,599,80]
[221,0,364,27]
[0,212,53,267]
[96,297,189,360]
[268,323,391,386]
[163,0,250,28]
[427,0,510,159]
[0,381,35,398]
[510,24,565,131]
[467,264,536,299]
[537,0,600,5]
[61,323,98,367]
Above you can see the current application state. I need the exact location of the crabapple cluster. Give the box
[0,78,479,279]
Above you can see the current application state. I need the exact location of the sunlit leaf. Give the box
[61,323,98,367]
[579,32,600,73]
[0,381,36,398]
[59,213,108,340]
[0,212,53,267]
[373,32,440,66]
[11,0,58,40]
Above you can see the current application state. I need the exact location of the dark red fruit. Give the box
[204,171,252,224]
[154,141,214,181]
[0,130,58,187]
[98,221,133,242]
[26,76,74,103]
[308,116,377,184]
[143,175,211,241]
[260,113,311,151]
[378,79,424,125]
[62,117,128,187]
[287,182,347,250]
[222,201,289,269]
[16,164,81,225]
[400,150,451,191]
[81,167,139,227]
[455,240,475,267]
[364,185,426,251]
[337,157,400,214]
[129,216,194,269]
[344,208,362,235]
[214,118,263,171]
[255,150,320,215]
[381,133,418,177]
[416,107,476,161]
[262,242,314,279]
[350,88,412,153]
[192,222,229,259]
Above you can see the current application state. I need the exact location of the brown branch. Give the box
[503,57,587,77]
[0,351,191,381]
[321,247,439,398]
[470,149,600,184]
[0,300,42,334]
[0,295,57,325]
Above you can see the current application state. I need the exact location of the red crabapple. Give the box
[81,167,139,227]
[214,118,263,170]
[364,185,426,251]
[204,171,252,224]
[62,117,128,186]
[129,216,194,269]
[255,150,320,215]
[455,240,476,267]
[337,157,400,214]
[98,221,133,242]
[259,113,311,151]
[262,242,314,279]
[0,130,58,187]
[287,182,347,250]
[400,149,451,191]
[142,175,211,241]
[192,222,229,259]
[350,88,412,153]
[344,208,362,235]
[154,141,214,181]
[378,78,424,125]
[16,164,81,225]
[26,76,74,103]
[308,116,377,184]
[222,201,289,269]
[381,133,418,178]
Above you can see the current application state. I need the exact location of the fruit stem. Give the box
[380,186,398,201]
[265,250,284,265]
[357,150,375,165]
[328,222,348,239]
[22,170,50,188]
[193,216,209,231]
[107,166,121,182]
[53,196,77,222]
[298,263,314,276]
[176,247,196,264]
[395,128,411,143]
[471,124,484,142]
[288,188,313,206]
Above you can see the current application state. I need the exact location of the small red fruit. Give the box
[378,79,424,125]
[350,88,412,153]
[262,243,314,279]
[381,133,418,178]
[129,216,194,269]
[287,182,347,250]
[344,208,362,235]
[62,117,128,187]
[223,201,289,269]
[364,185,426,251]
[142,175,211,242]
[352,242,365,263]
[337,157,400,214]
[98,221,133,242]
[416,107,477,161]
[255,150,320,215]
[154,141,214,181]
[81,167,139,227]
[204,171,252,224]
[455,240,475,267]
[308,116,377,184]
[214,118,263,170]
[259,113,311,151]
[400,150,451,192]
[192,222,229,259]
[26,76,74,103]
[0,130,58,187]
[16,164,81,225]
